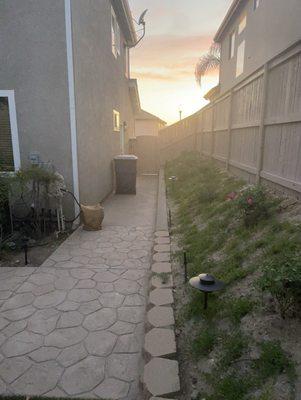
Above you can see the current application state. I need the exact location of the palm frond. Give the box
[195,43,221,86]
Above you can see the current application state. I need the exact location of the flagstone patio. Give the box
[0,176,157,400]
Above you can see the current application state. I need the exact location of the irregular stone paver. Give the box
[0,178,156,399]
[143,358,180,397]
[150,398,174,400]
[85,331,117,356]
[155,231,170,237]
[148,306,175,327]
[149,289,174,306]
[60,356,105,395]
[145,328,176,357]
[151,274,174,289]
[94,378,130,399]
[153,252,171,263]
[83,308,117,331]
[154,244,171,252]
[11,361,63,396]
[152,262,172,273]
[108,353,141,381]
[154,236,170,244]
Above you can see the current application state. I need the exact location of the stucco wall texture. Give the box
[0,0,74,216]
[72,0,135,205]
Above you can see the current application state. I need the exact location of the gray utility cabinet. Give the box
[114,155,138,194]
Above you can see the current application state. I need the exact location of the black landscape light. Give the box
[21,236,29,266]
[189,273,225,310]
[168,176,178,194]
[168,176,178,183]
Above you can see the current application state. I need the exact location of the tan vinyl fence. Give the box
[159,40,301,197]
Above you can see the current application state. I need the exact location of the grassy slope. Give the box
[166,153,301,400]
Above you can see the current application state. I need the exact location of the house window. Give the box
[0,91,20,171]
[111,7,121,58]
[254,0,261,10]
[236,40,245,77]
[113,110,120,131]
[229,31,235,59]
[238,14,247,34]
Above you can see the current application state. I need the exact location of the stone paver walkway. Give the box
[0,176,157,400]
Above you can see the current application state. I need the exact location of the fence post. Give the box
[211,104,215,158]
[226,90,234,171]
[256,63,269,183]
[200,110,204,157]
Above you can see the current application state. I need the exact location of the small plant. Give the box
[225,297,255,324]
[191,325,217,358]
[207,373,251,400]
[258,250,301,318]
[254,341,294,380]
[237,186,270,227]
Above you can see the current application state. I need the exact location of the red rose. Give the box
[247,196,253,206]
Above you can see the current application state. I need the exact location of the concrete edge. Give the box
[155,169,169,232]
[142,169,180,399]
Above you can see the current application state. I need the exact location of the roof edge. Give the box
[214,0,243,42]
[112,0,137,46]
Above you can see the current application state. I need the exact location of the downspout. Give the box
[64,0,80,220]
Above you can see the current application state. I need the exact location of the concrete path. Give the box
[0,176,157,400]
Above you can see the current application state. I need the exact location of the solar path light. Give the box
[189,273,225,310]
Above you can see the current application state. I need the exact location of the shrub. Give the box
[237,186,270,227]
[258,250,301,318]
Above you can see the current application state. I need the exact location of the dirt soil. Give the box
[0,233,70,269]
[168,196,301,400]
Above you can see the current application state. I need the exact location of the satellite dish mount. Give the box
[130,9,148,48]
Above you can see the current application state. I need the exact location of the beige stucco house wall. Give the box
[0,0,140,218]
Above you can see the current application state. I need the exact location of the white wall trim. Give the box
[64,0,80,217]
[0,90,21,171]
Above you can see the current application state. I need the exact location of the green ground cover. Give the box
[166,152,300,400]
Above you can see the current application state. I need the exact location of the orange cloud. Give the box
[131,34,216,83]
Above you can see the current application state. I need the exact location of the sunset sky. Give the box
[128,0,232,124]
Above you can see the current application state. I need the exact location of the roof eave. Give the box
[214,0,243,42]
[112,0,137,46]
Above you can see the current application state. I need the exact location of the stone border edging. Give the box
[142,169,180,399]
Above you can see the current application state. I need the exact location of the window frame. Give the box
[238,14,247,34]
[229,31,236,59]
[236,40,246,77]
[254,0,261,10]
[113,109,120,132]
[0,90,21,171]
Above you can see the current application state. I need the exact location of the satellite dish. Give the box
[138,9,148,25]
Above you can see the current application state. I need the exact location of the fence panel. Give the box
[158,40,301,196]
[266,52,301,123]
[230,127,259,173]
[213,130,228,161]
[232,75,263,127]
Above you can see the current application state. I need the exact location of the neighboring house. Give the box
[0,0,141,217]
[207,0,301,97]
[135,110,166,137]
